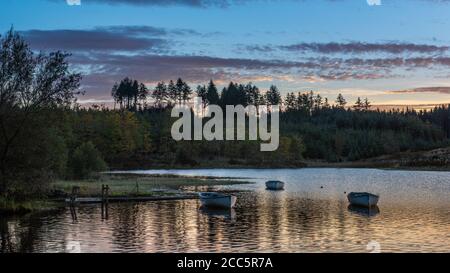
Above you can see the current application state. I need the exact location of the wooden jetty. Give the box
[60,184,198,205]
[63,195,198,204]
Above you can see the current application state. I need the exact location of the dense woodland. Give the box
[1,30,450,198]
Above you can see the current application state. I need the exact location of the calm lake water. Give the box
[1,168,450,253]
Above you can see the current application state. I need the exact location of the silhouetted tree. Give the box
[167,80,177,106]
[206,80,220,105]
[335,93,347,109]
[181,81,192,104]
[353,97,364,111]
[363,98,371,111]
[152,81,168,109]
[0,29,82,194]
[266,85,282,105]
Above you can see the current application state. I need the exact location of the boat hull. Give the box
[199,193,237,208]
[266,181,285,190]
[347,192,379,207]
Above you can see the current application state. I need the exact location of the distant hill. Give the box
[370,103,450,112]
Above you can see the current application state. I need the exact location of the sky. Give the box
[2,0,450,105]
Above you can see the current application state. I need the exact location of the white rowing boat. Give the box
[198,192,237,208]
[347,192,379,207]
[265,180,285,190]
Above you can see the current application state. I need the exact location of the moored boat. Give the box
[198,192,237,208]
[265,180,285,190]
[347,192,379,207]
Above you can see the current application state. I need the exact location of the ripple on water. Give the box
[1,168,450,253]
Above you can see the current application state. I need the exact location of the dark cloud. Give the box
[20,25,200,52]
[22,29,166,52]
[390,86,450,94]
[278,42,449,54]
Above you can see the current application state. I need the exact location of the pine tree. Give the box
[335,93,347,109]
[138,83,149,110]
[265,85,282,105]
[167,80,177,106]
[181,81,192,104]
[196,85,207,108]
[152,81,168,108]
[353,97,364,111]
[363,98,371,111]
[285,92,296,111]
[175,78,184,105]
[206,80,220,105]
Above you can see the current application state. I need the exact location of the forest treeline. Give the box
[1,29,450,198]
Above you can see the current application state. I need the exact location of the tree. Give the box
[111,77,144,110]
[285,92,296,111]
[353,97,364,111]
[181,81,192,104]
[314,94,323,110]
[132,80,139,110]
[220,82,247,107]
[244,83,262,107]
[363,98,371,111]
[152,81,168,108]
[265,85,282,106]
[167,80,177,106]
[335,93,347,109]
[175,78,184,105]
[196,85,207,109]
[206,80,220,105]
[0,29,82,194]
[138,83,149,110]
[69,142,107,179]
[111,83,122,109]
[323,97,330,109]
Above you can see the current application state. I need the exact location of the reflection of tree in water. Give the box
[1,217,14,253]
[110,203,147,252]
[0,210,71,253]
[150,200,199,251]
[0,214,46,253]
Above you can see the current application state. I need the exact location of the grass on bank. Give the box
[51,173,252,197]
[1,173,252,215]
[0,197,60,215]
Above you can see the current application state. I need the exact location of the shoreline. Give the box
[0,173,252,216]
[108,163,450,172]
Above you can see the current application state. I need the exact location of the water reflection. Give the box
[348,205,380,217]
[1,195,450,253]
[1,168,450,253]
[199,207,236,220]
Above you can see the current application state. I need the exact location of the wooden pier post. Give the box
[101,184,110,219]
[70,186,80,206]
[69,186,80,221]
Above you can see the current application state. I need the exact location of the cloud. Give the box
[390,86,450,94]
[279,42,449,55]
[19,25,450,100]
[67,49,450,98]
[22,29,167,52]
[20,25,202,53]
